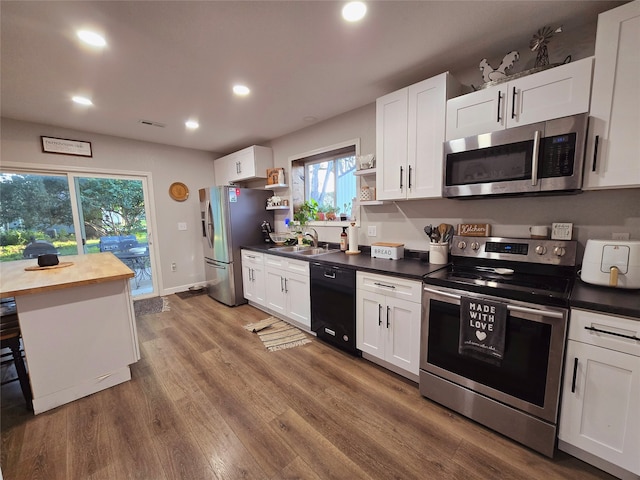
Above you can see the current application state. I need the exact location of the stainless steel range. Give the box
[420,235,578,458]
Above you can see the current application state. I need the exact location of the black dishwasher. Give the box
[310,262,358,355]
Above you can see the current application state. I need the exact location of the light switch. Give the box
[178,222,187,231]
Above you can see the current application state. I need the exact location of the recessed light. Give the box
[77,30,107,47]
[233,85,251,96]
[72,96,93,106]
[342,2,367,22]
[185,120,199,130]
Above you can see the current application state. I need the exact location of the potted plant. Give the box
[293,199,319,226]
[340,201,351,221]
[316,204,328,221]
[325,205,339,221]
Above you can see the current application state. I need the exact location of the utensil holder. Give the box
[429,243,449,265]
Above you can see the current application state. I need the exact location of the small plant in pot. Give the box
[293,199,319,226]
[340,201,351,221]
[325,205,339,221]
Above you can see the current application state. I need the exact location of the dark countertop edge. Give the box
[570,280,640,319]
[242,244,447,280]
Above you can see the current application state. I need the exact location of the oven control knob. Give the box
[470,242,480,251]
[457,241,467,250]
[553,246,566,257]
[535,245,547,255]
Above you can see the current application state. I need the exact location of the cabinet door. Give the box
[356,289,385,358]
[265,268,286,316]
[241,261,255,301]
[376,88,408,200]
[584,1,640,189]
[511,57,592,128]
[385,296,421,375]
[446,85,507,140]
[559,340,640,474]
[407,74,447,199]
[214,152,237,186]
[251,263,267,306]
[285,272,310,328]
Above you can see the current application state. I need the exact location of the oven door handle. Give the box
[423,286,565,319]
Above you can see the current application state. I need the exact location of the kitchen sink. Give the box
[271,245,340,257]
[272,245,311,253]
[296,248,340,256]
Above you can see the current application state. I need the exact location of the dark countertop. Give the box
[243,244,640,319]
[570,280,640,319]
[243,244,447,280]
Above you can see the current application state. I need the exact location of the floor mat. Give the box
[244,317,311,352]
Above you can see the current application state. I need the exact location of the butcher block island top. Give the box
[0,252,134,297]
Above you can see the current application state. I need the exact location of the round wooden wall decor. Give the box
[169,182,189,201]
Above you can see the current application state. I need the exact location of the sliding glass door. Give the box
[0,171,156,297]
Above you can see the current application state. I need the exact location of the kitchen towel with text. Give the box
[458,296,507,365]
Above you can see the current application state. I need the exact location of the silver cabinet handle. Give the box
[374,282,396,289]
[284,277,288,293]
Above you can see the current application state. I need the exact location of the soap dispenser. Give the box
[340,227,348,251]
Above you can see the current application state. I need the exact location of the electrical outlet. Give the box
[612,232,630,240]
[177,222,187,231]
[367,225,377,237]
[171,262,177,272]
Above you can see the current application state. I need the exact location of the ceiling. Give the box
[1,1,624,155]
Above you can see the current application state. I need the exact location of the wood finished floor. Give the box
[1,294,615,480]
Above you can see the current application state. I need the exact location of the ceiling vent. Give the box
[138,119,166,128]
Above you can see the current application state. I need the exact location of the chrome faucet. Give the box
[304,227,319,247]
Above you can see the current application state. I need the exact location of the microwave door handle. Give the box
[531,130,541,186]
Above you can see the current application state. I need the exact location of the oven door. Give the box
[420,285,568,423]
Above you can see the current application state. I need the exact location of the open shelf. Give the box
[354,168,377,177]
[265,184,288,189]
[266,205,290,211]
[360,200,385,206]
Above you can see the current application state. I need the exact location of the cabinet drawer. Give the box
[569,309,640,357]
[241,250,264,266]
[264,254,309,275]
[356,271,421,303]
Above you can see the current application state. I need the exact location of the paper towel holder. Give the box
[346,221,361,255]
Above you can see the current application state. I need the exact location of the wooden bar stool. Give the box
[1,298,33,411]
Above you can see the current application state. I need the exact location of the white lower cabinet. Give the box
[356,272,421,379]
[241,250,266,307]
[558,308,640,479]
[264,254,310,329]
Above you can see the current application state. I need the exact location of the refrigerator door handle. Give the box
[205,200,214,249]
[205,259,226,269]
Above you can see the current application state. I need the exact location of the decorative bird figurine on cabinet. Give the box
[479,50,520,83]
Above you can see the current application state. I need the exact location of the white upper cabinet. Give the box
[214,145,273,185]
[377,72,461,201]
[446,57,593,140]
[583,0,640,190]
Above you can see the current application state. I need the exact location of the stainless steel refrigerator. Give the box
[199,186,273,306]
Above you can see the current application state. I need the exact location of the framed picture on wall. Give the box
[41,136,93,157]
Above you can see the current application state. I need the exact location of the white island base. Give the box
[15,279,140,414]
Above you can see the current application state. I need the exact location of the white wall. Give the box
[1,117,216,295]
[264,17,640,254]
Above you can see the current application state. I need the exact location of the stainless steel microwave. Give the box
[443,113,588,198]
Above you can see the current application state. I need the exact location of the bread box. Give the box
[581,239,640,289]
[371,242,404,260]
